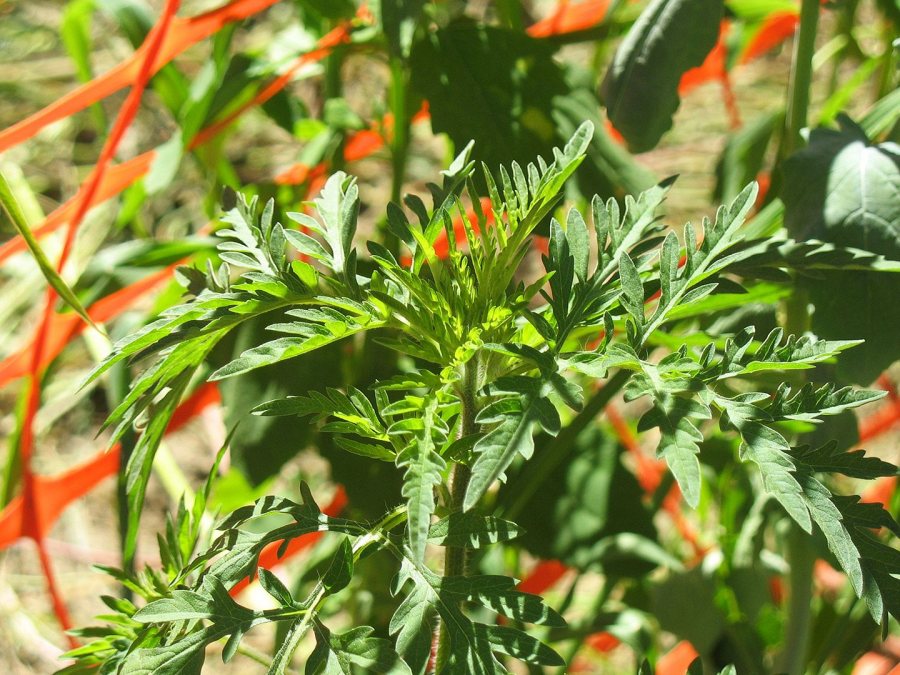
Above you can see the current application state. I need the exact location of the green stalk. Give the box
[434,360,479,671]
[236,644,276,669]
[782,0,820,158]
[325,30,346,173]
[778,6,820,667]
[444,361,478,577]
[495,0,523,31]
[779,524,816,675]
[388,57,410,202]
[271,507,406,667]
[382,56,411,257]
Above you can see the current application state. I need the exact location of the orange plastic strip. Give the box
[656,641,700,675]
[0,153,154,265]
[0,264,180,387]
[0,26,350,265]
[15,1,183,639]
[189,24,351,148]
[0,0,283,153]
[678,20,741,129]
[527,0,611,38]
[517,559,569,595]
[739,10,800,64]
[0,382,220,550]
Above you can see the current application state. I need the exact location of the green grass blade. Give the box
[0,171,104,335]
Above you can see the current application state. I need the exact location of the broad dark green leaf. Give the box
[782,119,899,251]
[381,0,425,58]
[782,116,900,384]
[600,0,724,152]
[410,22,569,170]
[552,66,657,196]
[651,566,727,654]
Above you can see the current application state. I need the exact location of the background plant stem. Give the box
[782,0,820,158]
[385,56,410,255]
[780,524,816,674]
[779,3,820,665]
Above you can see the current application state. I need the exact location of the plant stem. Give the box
[779,524,816,675]
[495,0,523,31]
[324,31,345,173]
[876,21,897,99]
[502,370,629,521]
[236,643,276,669]
[434,360,479,671]
[780,11,817,646]
[386,56,410,255]
[782,0,820,158]
[269,510,406,668]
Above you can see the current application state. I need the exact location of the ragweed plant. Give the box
[62,124,898,674]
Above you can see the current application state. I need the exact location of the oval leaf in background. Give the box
[600,0,724,153]
[781,115,900,385]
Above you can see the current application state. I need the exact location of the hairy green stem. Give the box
[434,361,479,671]
[782,0,820,158]
[502,370,629,521]
[270,507,406,668]
[236,643,276,669]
